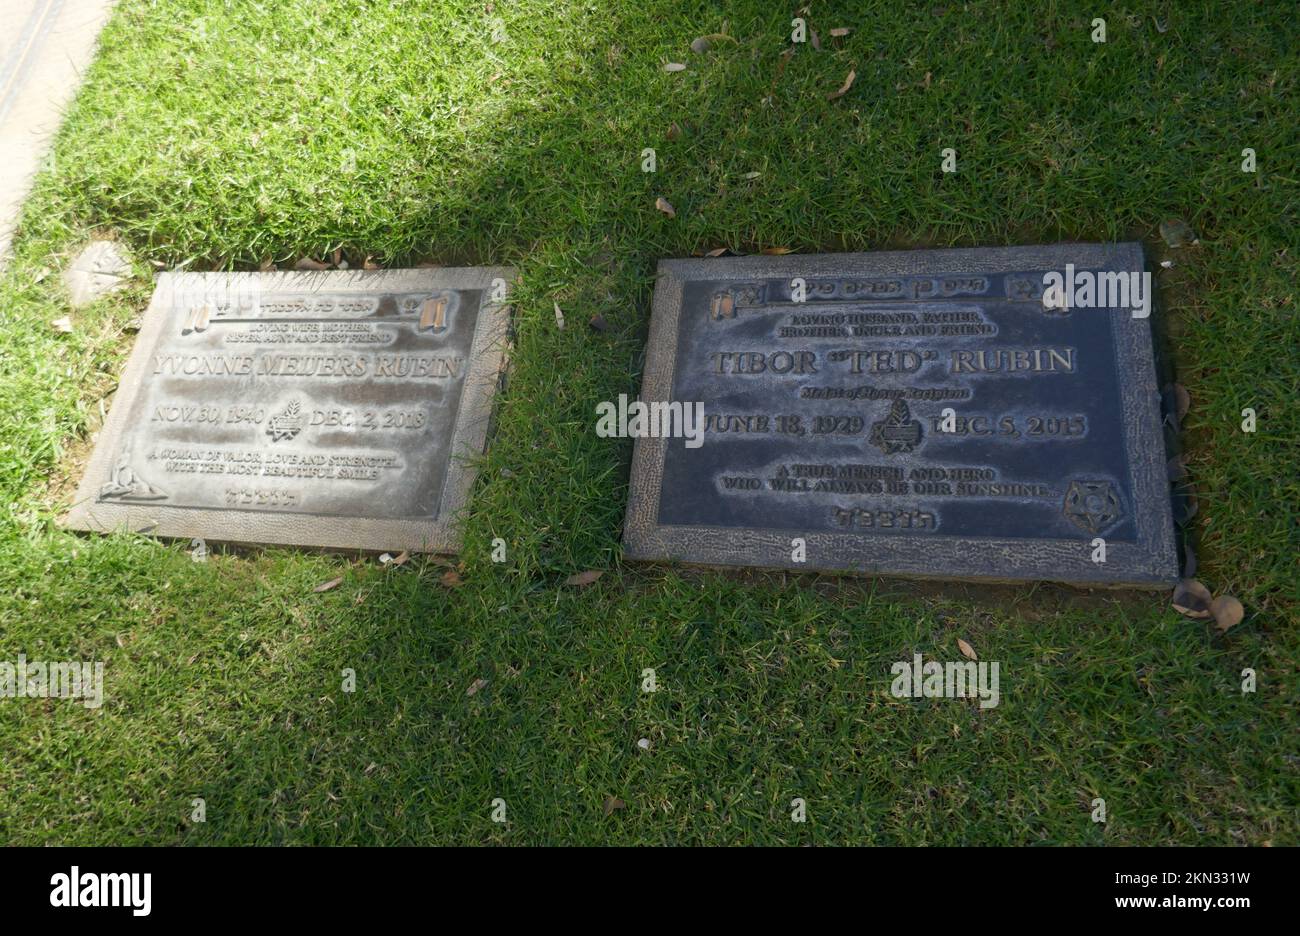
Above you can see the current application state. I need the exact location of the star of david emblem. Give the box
[1063,480,1122,534]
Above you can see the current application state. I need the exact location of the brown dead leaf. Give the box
[313,576,343,593]
[957,638,978,661]
[1159,218,1197,248]
[810,29,821,51]
[565,570,604,587]
[440,569,464,588]
[705,247,729,257]
[666,121,684,141]
[655,196,676,218]
[1210,595,1244,633]
[693,33,736,54]
[553,301,565,330]
[466,677,488,697]
[362,256,382,270]
[603,795,625,816]
[588,313,608,332]
[827,68,856,100]
[294,257,330,271]
[1171,578,1213,618]
[829,27,851,37]
[760,246,794,255]
[391,550,410,567]
[664,62,687,72]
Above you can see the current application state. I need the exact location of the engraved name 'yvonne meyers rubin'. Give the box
[622,244,1178,586]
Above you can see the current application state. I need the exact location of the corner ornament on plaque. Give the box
[709,282,767,320]
[1063,479,1122,534]
[99,452,168,502]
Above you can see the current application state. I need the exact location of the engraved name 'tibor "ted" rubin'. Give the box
[710,346,1076,376]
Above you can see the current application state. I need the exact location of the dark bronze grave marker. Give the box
[623,244,1177,586]
[66,268,512,552]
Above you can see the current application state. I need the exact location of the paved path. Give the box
[0,0,117,262]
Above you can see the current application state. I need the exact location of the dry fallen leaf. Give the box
[655,196,676,218]
[664,62,687,72]
[553,301,565,329]
[957,638,978,661]
[313,576,343,593]
[692,32,736,54]
[1173,383,1191,420]
[391,550,410,567]
[810,28,821,50]
[1159,218,1197,248]
[1171,578,1213,618]
[363,256,382,270]
[588,313,608,332]
[566,570,604,586]
[603,795,625,815]
[51,316,73,333]
[294,257,330,271]
[441,569,464,588]
[466,677,488,697]
[705,247,729,257]
[666,121,683,141]
[829,27,851,37]
[761,246,793,255]
[1210,595,1244,633]
[827,68,856,100]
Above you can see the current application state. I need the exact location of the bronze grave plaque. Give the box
[623,244,1177,586]
[66,268,512,552]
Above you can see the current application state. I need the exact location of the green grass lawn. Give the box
[0,0,1296,845]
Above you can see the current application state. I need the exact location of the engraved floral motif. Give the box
[868,399,923,455]
[266,400,304,442]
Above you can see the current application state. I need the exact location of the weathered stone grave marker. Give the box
[66,268,511,552]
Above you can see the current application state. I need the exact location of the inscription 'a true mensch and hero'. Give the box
[624,246,1178,586]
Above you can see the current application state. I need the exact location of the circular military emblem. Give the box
[1063,480,1122,534]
